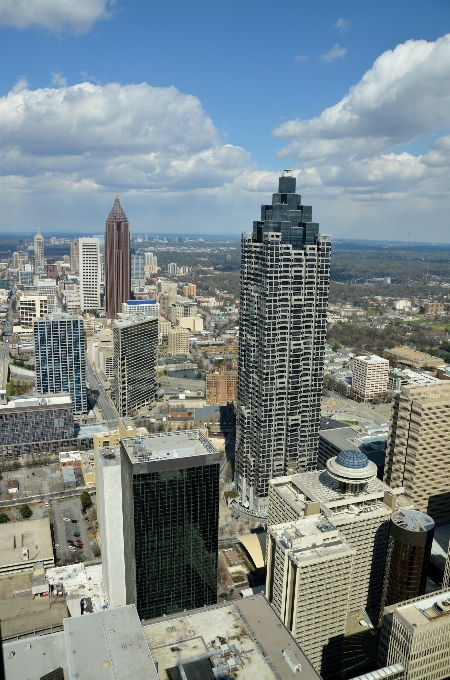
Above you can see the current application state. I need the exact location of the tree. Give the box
[0,513,9,523]
[80,492,92,509]
[20,504,32,518]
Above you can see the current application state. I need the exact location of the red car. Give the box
[76,540,83,548]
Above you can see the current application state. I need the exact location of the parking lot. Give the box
[50,496,97,565]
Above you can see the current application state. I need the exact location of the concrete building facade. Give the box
[167,326,190,356]
[79,237,101,311]
[266,517,355,677]
[352,355,389,402]
[206,368,238,405]
[378,589,450,680]
[112,315,158,416]
[70,237,79,273]
[19,295,48,326]
[33,228,44,272]
[384,382,450,525]
[235,174,331,515]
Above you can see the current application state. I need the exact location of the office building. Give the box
[120,430,220,620]
[96,444,126,609]
[443,542,450,588]
[266,518,354,676]
[168,326,190,356]
[112,314,158,416]
[0,394,75,462]
[378,589,450,680]
[384,382,450,525]
[235,174,332,514]
[156,279,178,302]
[70,237,79,273]
[18,268,34,285]
[131,253,146,287]
[144,251,158,275]
[104,194,130,319]
[177,315,204,332]
[267,450,412,613]
[19,294,48,326]
[380,510,434,615]
[34,312,87,414]
[318,425,387,478]
[79,236,101,311]
[33,228,44,272]
[122,299,160,317]
[183,283,197,298]
[206,367,238,405]
[352,355,389,402]
[0,517,54,576]
[35,278,57,308]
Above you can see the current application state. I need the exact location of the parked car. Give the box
[73,532,80,537]
[63,517,70,522]
[76,540,83,548]
[71,519,78,524]
[68,546,76,552]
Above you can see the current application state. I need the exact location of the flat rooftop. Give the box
[392,589,450,628]
[121,429,219,464]
[384,346,443,364]
[143,597,321,680]
[270,520,354,566]
[0,394,72,411]
[3,630,69,680]
[0,518,53,570]
[113,313,158,328]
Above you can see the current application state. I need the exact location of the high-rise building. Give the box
[352,354,389,402]
[104,194,130,319]
[206,367,238,405]
[236,174,332,514]
[144,251,158,275]
[380,509,434,615]
[119,430,220,620]
[378,588,450,680]
[36,278,57,309]
[156,279,177,302]
[70,238,79,273]
[122,300,160,318]
[267,450,412,614]
[79,237,101,312]
[167,262,178,276]
[183,283,196,298]
[112,315,158,416]
[266,518,355,676]
[384,382,450,525]
[34,228,45,272]
[34,312,87,414]
[167,326,190,356]
[19,295,48,326]
[131,254,146,287]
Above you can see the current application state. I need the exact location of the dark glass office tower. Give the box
[121,431,220,621]
[235,174,331,515]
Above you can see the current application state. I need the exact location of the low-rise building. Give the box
[62,465,76,488]
[0,517,54,576]
[383,347,443,371]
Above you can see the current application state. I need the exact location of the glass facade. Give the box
[132,463,219,620]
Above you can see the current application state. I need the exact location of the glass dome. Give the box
[335,449,369,470]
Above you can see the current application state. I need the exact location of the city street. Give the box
[85,361,118,423]
[0,305,13,391]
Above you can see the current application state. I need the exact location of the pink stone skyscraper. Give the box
[104,195,130,320]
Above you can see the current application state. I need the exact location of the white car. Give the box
[68,546,76,552]
[62,517,70,522]
[54,544,59,548]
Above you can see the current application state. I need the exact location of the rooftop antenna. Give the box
[115,188,119,199]
[283,168,292,176]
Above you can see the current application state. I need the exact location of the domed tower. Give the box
[326,449,378,495]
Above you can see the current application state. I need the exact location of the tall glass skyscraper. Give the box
[104,194,130,319]
[33,312,87,414]
[235,174,331,515]
[120,431,220,620]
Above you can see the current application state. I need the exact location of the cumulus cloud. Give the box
[295,54,310,62]
[320,44,348,63]
[335,19,350,34]
[0,80,256,195]
[51,72,67,87]
[271,35,450,240]
[0,0,112,35]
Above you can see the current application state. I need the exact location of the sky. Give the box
[1,0,450,241]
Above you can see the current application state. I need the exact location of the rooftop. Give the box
[384,346,443,364]
[0,518,53,569]
[270,519,354,567]
[355,355,388,364]
[390,509,435,533]
[121,429,219,465]
[113,313,158,329]
[392,589,450,628]
[0,394,73,411]
[143,596,321,680]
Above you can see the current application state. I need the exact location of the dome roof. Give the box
[335,449,369,470]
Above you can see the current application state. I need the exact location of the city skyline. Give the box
[1,3,449,242]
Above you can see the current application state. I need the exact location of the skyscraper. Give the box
[78,237,101,312]
[104,194,130,319]
[70,238,79,273]
[384,382,450,525]
[34,228,45,272]
[235,173,331,514]
[120,430,220,620]
[34,312,87,414]
[112,315,158,417]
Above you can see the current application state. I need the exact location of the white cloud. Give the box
[320,44,348,63]
[295,54,310,62]
[335,19,350,34]
[0,0,112,35]
[51,72,67,87]
[272,35,450,241]
[11,77,28,93]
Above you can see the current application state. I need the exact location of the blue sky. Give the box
[1,1,450,241]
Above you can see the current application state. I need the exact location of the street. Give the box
[85,361,118,423]
[0,305,14,391]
